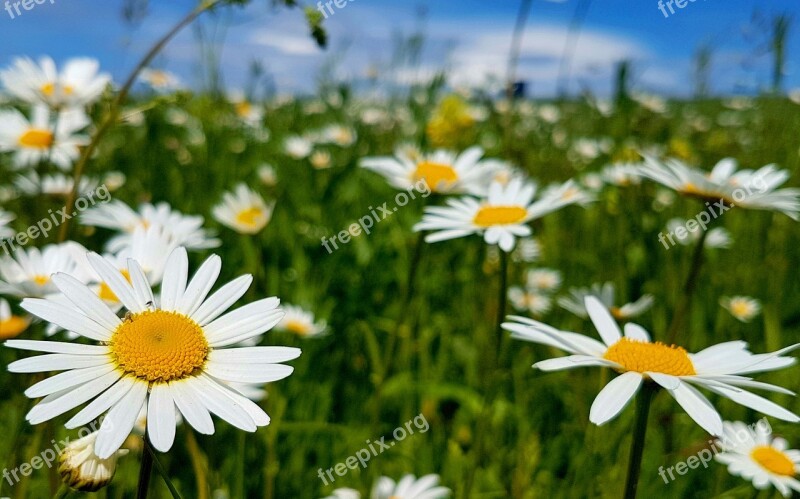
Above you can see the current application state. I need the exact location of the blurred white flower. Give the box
[212,184,274,235]
[721,296,761,323]
[0,106,89,170]
[0,56,110,108]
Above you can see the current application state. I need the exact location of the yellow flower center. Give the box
[110,310,209,383]
[98,270,132,303]
[730,301,752,318]
[235,101,252,118]
[603,338,696,376]
[0,316,29,339]
[413,161,458,191]
[285,320,311,336]
[41,83,74,96]
[235,207,264,227]
[18,129,54,149]
[473,206,528,227]
[750,446,796,477]
[33,275,51,286]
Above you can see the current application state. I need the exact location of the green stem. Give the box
[234,431,246,499]
[666,225,709,344]
[146,438,183,499]
[623,383,656,499]
[52,484,70,499]
[136,434,154,499]
[58,0,223,242]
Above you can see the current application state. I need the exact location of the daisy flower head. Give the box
[80,200,220,253]
[508,287,552,316]
[212,184,274,235]
[721,296,762,323]
[258,164,278,187]
[58,430,128,492]
[504,296,800,436]
[0,298,29,339]
[317,124,357,147]
[371,474,451,499]
[6,247,300,458]
[285,136,313,159]
[15,171,99,197]
[0,56,110,109]
[139,68,182,93]
[0,209,15,239]
[277,305,327,338]
[229,92,263,126]
[0,106,89,170]
[601,163,642,187]
[557,282,654,320]
[635,156,800,220]
[715,420,800,497]
[414,178,591,252]
[0,242,88,298]
[512,238,542,263]
[361,146,496,195]
[526,268,562,292]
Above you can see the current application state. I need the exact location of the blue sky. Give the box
[1,0,798,97]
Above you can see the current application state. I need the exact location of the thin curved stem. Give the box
[136,434,154,499]
[623,383,656,499]
[58,0,223,242]
[666,224,710,344]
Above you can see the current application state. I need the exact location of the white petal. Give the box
[87,252,144,313]
[23,363,116,397]
[5,339,109,355]
[585,296,622,346]
[159,247,188,311]
[9,354,110,373]
[147,384,177,453]
[205,362,294,384]
[707,384,800,423]
[648,372,681,390]
[51,273,122,330]
[127,259,155,309]
[26,370,121,424]
[665,381,723,436]
[534,355,618,371]
[589,372,642,425]
[170,379,214,435]
[624,323,651,342]
[66,376,136,429]
[190,275,252,325]
[208,347,301,364]
[205,298,283,347]
[177,255,221,316]
[21,299,111,341]
[94,380,147,459]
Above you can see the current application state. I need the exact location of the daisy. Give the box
[212,184,274,235]
[557,282,653,320]
[229,93,263,126]
[14,171,99,197]
[0,209,15,239]
[58,430,129,492]
[311,150,333,170]
[721,296,762,323]
[277,305,327,338]
[715,420,800,497]
[0,298,29,339]
[508,287,552,316]
[512,238,541,263]
[361,146,496,195]
[665,219,732,249]
[139,68,182,93]
[504,296,800,436]
[0,106,90,170]
[601,163,642,187]
[414,178,591,252]
[371,474,451,499]
[258,164,277,186]
[317,125,357,147]
[0,56,110,108]
[80,200,220,252]
[526,269,562,292]
[0,242,88,298]
[6,247,300,458]
[634,157,800,220]
[285,136,313,159]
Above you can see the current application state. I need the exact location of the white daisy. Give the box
[504,296,800,436]
[0,242,88,298]
[277,305,327,338]
[0,56,110,108]
[601,163,642,187]
[0,209,15,239]
[212,184,274,235]
[317,125,357,147]
[721,296,762,323]
[508,287,552,316]
[0,298,29,339]
[0,106,89,170]
[526,269,562,292]
[231,97,264,127]
[139,68,182,93]
[6,247,300,458]
[58,430,128,492]
[285,136,313,159]
[512,238,541,263]
[371,474,451,499]
[258,164,277,186]
[361,146,496,195]
[558,282,654,320]
[14,171,99,197]
[715,420,800,497]
[634,157,800,220]
[80,200,220,253]
[414,178,591,252]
